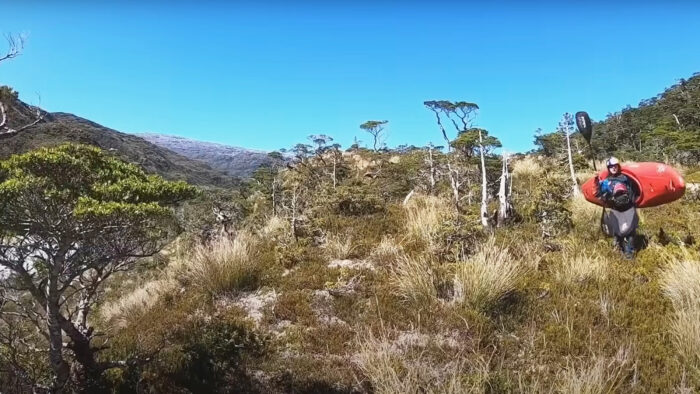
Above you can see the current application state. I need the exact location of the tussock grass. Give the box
[354,328,489,394]
[512,156,544,178]
[354,329,422,394]
[371,235,404,265]
[660,258,700,310]
[453,238,527,310]
[101,278,179,328]
[178,233,261,297]
[669,308,700,366]
[324,233,355,260]
[260,215,290,237]
[661,257,700,370]
[555,252,607,285]
[570,193,600,226]
[403,194,451,248]
[555,346,633,394]
[390,255,438,306]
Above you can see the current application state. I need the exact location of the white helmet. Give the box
[606,157,620,167]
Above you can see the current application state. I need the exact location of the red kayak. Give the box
[582,162,686,208]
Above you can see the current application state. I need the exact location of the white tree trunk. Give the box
[478,129,489,227]
[332,157,337,189]
[428,147,436,193]
[448,163,460,209]
[497,154,512,227]
[565,122,579,196]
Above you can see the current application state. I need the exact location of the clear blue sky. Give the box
[2,1,699,152]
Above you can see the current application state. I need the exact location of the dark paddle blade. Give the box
[575,111,593,143]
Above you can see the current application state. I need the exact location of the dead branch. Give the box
[0,101,46,135]
[0,33,24,64]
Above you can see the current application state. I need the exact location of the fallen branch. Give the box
[0,101,45,135]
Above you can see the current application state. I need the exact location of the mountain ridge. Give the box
[138,132,281,178]
[0,86,237,187]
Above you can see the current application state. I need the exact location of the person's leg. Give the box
[613,235,622,251]
[623,232,635,259]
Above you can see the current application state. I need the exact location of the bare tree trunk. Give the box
[447,163,460,212]
[291,192,296,240]
[427,146,436,194]
[332,157,337,189]
[497,154,513,227]
[47,274,70,392]
[478,129,489,227]
[564,121,579,196]
[272,181,277,216]
[467,175,473,205]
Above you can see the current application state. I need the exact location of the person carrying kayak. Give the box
[594,157,638,258]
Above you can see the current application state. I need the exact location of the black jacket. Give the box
[595,174,636,210]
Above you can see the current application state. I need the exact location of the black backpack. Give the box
[612,186,632,210]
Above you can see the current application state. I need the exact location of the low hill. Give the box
[0,87,236,187]
[138,133,282,178]
[533,73,700,165]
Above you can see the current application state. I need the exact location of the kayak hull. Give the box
[581,162,686,208]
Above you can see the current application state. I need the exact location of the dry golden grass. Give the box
[354,328,489,394]
[260,215,290,237]
[371,236,404,265]
[390,255,438,306]
[512,156,544,178]
[669,308,700,366]
[660,257,700,370]
[177,232,261,297]
[453,238,527,309]
[403,194,451,248]
[570,193,600,226]
[555,252,607,285]
[101,278,179,328]
[324,233,355,260]
[660,258,700,310]
[354,329,422,394]
[555,346,633,394]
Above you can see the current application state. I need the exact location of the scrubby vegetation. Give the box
[2,74,700,393]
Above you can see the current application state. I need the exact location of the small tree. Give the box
[0,144,197,391]
[360,120,388,151]
[559,113,580,196]
[497,152,514,226]
[424,100,497,227]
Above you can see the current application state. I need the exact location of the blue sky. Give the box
[2,1,699,152]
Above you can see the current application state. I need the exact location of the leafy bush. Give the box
[327,183,385,216]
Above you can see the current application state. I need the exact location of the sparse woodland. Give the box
[1,35,700,392]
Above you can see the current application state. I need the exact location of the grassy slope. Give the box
[101,157,700,393]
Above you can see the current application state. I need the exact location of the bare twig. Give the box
[0,33,25,64]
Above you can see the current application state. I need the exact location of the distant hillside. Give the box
[534,73,700,164]
[0,87,236,187]
[138,133,281,178]
[588,73,700,164]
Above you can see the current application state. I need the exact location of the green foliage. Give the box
[106,296,264,393]
[527,173,573,238]
[325,183,385,217]
[0,144,197,210]
[534,73,700,164]
[451,128,502,157]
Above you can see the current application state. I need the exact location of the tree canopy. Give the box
[0,144,198,391]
